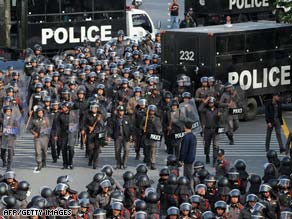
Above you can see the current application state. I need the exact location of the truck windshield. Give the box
[27,0,125,23]
[132,14,153,33]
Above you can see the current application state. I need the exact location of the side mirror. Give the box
[157,20,162,30]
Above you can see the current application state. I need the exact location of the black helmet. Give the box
[135,211,147,219]
[123,171,135,182]
[259,184,272,193]
[171,100,179,107]
[100,179,112,189]
[178,176,189,185]
[246,194,258,202]
[40,187,53,198]
[34,44,42,51]
[111,202,123,211]
[167,155,177,166]
[136,164,148,174]
[201,211,215,219]
[68,200,80,209]
[79,198,90,208]
[1,195,16,208]
[180,202,192,211]
[137,175,151,187]
[17,181,30,191]
[78,191,90,200]
[163,91,173,99]
[34,198,48,209]
[195,184,207,193]
[229,189,240,197]
[110,191,125,203]
[204,175,217,183]
[159,167,170,176]
[167,207,179,216]
[227,168,239,181]
[147,104,157,111]
[281,156,292,166]
[218,177,229,187]
[93,208,106,218]
[0,183,8,196]
[266,149,278,160]
[182,92,191,98]
[190,195,201,203]
[134,199,147,211]
[145,192,159,203]
[197,169,209,181]
[167,174,177,185]
[93,172,106,182]
[57,175,70,184]
[249,174,262,184]
[101,165,114,177]
[214,201,227,210]
[77,89,86,95]
[194,161,205,170]
[234,159,247,171]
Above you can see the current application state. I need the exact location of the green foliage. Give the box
[275,0,292,23]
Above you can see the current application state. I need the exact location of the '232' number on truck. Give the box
[179,50,195,61]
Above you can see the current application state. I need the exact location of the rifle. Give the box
[143,109,149,134]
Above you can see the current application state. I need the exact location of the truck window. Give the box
[94,0,125,11]
[132,14,153,33]
[246,31,275,52]
[216,35,245,55]
[277,29,292,48]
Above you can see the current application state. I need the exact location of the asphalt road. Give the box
[7,111,292,198]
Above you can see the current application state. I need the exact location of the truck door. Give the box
[162,32,198,89]
[128,11,155,39]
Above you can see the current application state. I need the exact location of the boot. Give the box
[206,155,210,164]
[229,136,234,145]
[42,161,46,168]
[2,160,7,167]
[212,158,216,167]
[36,163,42,171]
[150,163,156,170]
[88,160,92,166]
[135,153,140,160]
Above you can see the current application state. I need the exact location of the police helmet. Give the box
[179,202,192,211]
[201,211,215,219]
[200,76,208,83]
[259,184,272,193]
[101,165,114,177]
[214,201,227,210]
[68,200,80,209]
[100,179,111,189]
[246,194,258,203]
[182,92,191,98]
[111,202,123,211]
[190,195,201,203]
[147,104,157,111]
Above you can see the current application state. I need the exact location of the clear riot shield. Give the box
[68,109,79,146]
[179,99,202,134]
[39,115,53,136]
[3,115,19,136]
[12,105,22,125]
[170,109,185,140]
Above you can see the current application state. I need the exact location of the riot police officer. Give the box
[141,105,162,170]
[219,83,241,145]
[107,105,133,169]
[29,107,50,171]
[199,97,221,166]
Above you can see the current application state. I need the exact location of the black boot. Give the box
[150,163,156,170]
[42,161,46,168]
[206,155,210,164]
[36,163,42,171]
[135,153,140,160]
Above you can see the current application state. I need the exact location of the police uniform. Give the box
[0,107,18,171]
[141,105,162,170]
[219,84,240,145]
[107,106,132,169]
[29,108,51,171]
[199,97,221,165]
[84,110,105,169]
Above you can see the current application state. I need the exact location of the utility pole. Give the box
[0,0,11,48]
[4,0,11,47]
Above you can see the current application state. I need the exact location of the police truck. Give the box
[161,22,292,120]
[185,0,278,25]
[5,0,155,58]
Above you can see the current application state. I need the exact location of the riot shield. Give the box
[12,105,22,125]
[3,115,19,136]
[68,110,79,146]
[39,115,53,136]
[179,99,202,134]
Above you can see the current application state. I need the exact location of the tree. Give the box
[275,0,292,23]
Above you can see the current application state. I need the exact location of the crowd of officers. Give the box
[0,150,291,219]
[0,29,244,172]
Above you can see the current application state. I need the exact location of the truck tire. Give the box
[244,97,257,121]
